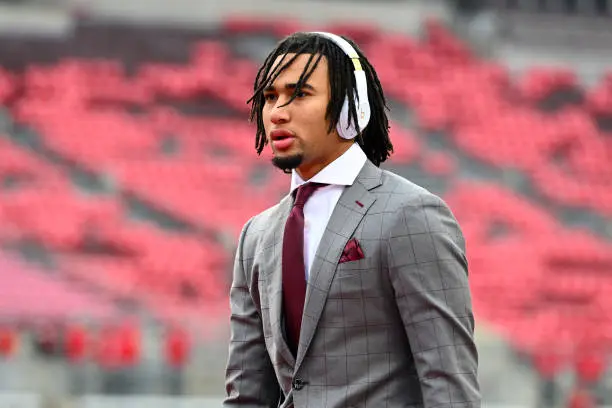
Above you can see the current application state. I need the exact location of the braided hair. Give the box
[247,32,393,167]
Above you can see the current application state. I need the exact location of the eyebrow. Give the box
[263,83,316,93]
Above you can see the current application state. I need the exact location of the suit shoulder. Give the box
[375,169,446,210]
[376,170,464,244]
[238,197,290,243]
[249,200,286,229]
[235,200,287,262]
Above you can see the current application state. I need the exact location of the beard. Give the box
[271,153,304,174]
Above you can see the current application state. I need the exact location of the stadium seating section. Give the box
[0,18,610,373]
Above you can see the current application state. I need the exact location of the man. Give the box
[224,31,480,408]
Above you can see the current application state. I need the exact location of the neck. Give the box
[296,140,354,180]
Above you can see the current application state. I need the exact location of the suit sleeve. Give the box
[224,218,281,408]
[387,193,481,408]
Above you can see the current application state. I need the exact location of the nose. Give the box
[270,101,290,125]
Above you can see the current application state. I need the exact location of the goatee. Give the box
[271,154,304,174]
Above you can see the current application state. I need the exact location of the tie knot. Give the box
[294,182,327,209]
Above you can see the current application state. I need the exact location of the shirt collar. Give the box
[289,143,368,194]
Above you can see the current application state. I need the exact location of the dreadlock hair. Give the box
[247,32,393,167]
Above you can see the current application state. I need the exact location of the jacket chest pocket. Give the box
[335,256,376,277]
[329,257,385,300]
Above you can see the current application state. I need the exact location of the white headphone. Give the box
[310,32,371,140]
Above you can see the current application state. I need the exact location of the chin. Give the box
[271,153,304,173]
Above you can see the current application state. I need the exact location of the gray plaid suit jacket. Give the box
[224,160,480,408]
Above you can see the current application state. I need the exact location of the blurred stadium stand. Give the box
[0,0,611,407]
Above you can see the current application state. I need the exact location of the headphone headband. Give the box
[308,31,371,139]
[311,31,363,71]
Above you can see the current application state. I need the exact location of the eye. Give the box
[296,90,308,98]
[264,93,277,102]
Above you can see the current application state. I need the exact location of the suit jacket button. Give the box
[292,378,305,390]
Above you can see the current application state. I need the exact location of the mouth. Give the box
[270,130,296,151]
[270,129,295,141]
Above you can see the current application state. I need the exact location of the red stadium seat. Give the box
[517,67,578,102]
[64,324,89,363]
[575,352,606,383]
[0,327,16,358]
[164,325,190,368]
[533,349,564,379]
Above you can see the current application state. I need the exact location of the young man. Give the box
[224,32,480,408]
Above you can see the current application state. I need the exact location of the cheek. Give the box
[305,101,331,131]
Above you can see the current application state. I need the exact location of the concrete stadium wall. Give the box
[80,0,450,35]
[0,0,451,36]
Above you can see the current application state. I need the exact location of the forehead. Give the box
[268,53,329,88]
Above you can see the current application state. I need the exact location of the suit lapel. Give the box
[295,161,383,371]
[261,194,296,368]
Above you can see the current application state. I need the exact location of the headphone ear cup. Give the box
[336,95,358,140]
[356,95,371,134]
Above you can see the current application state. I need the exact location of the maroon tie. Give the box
[282,182,326,356]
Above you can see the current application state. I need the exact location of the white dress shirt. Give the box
[290,143,367,280]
